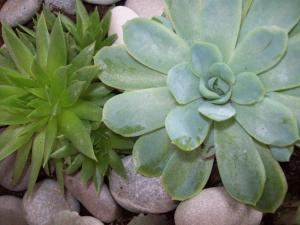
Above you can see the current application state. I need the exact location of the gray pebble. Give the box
[44,0,75,15]
[109,156,177,214]
[0,196,28,225]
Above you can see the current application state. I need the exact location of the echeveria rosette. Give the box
[96,0,300,212]
[0,13,112,192]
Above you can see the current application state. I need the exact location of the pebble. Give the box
[83,0,120,5]
[0,153,30,192]
[65,173,121,223]
[109,6,138,45]
[174,187,263,225]
[109,156,177,214]
[44,0,75,15]
[0,196,28,225]
[125,0,164,18]
[0,0,42,27]
[47,210,104,225]
[23,179,80,225]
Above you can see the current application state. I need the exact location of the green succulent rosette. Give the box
[96,0,300,212]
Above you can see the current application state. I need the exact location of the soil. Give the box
[0,1,300,224]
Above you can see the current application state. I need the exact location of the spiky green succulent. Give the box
[60,0,117,52]
[0,1,119,192]
[52,123,133,192]
[96,0,300,212]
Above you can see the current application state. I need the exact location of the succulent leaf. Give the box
[123,18,190,73]
[255,143,288,213]
[162,147,214,201]
[229,26,288,74]
[133,128,173,177]
[198,102,236,122]
[165,100,211,151]
[167,63,201,104]
[260,35,300,91]
[234,98,299,146]
[103,87,177,137]
[94,46,166,91]
[215,120,266,205]
[231,72,265,104]
[270,145,294,162]
[239,0,300,40]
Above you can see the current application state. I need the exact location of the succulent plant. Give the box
[52,123,133,192]
[0,9,115,192]
[60,0,117,52]
[95,0,300,212]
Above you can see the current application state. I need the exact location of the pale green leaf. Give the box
[162,148,214,201]
[255,143,288,213]
[103,87,176,137]
[123,18,189,73]
[260,35,300,91]
[133,128,174,177]
[240,0,300,40]
[167,63,201,104]
[290,22,300,37]
[271,145,294,162]
[242,0,253,18]
[280,87,300,97]
[59,110,97,160]
[215,120,266,205]
[165,0,242,61]
[198,102,236,122]
[234,98,299,146]
[95,46,166,91]
[232,72,265,105]
[268,92,300,134]
[165,100,211,151]
[230,26,288,74]
[191,42,222,78]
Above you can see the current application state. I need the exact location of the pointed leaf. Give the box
[51,145,77,159]
[234,98,299,146]
[66,154,84,174]
[123,18,189,73]
[2,24,33,74]
[28,130,46,193]
[133,129,174,176]
[103,87,176,137]
[0,126,32,161]
[165,0,242,61]
[36,13,50,68]
[109,150,127,179]
[70,100,102,122]
[198,102,236,122]
[165,100,211,151]
[59,110,96,160]
[167,63,201,105]
[81,157,95,185]
[43,117,57,167]
[240,0,300,39]
[95,46,166,91]
[255,143,288,213]
[61,80,86,107]
[47,18,67,74]
[55,159,64,192]
[13,140,32,184]
[162,148,214,200]
[260,35,300,91]
[215,120,266,205]
[230,26,288,74]
[232,72,265,105]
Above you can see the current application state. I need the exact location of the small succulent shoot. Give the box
[60,0,117,52]
[51,124,133,192]
[0,12,107,193]
[96,0,300,213]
